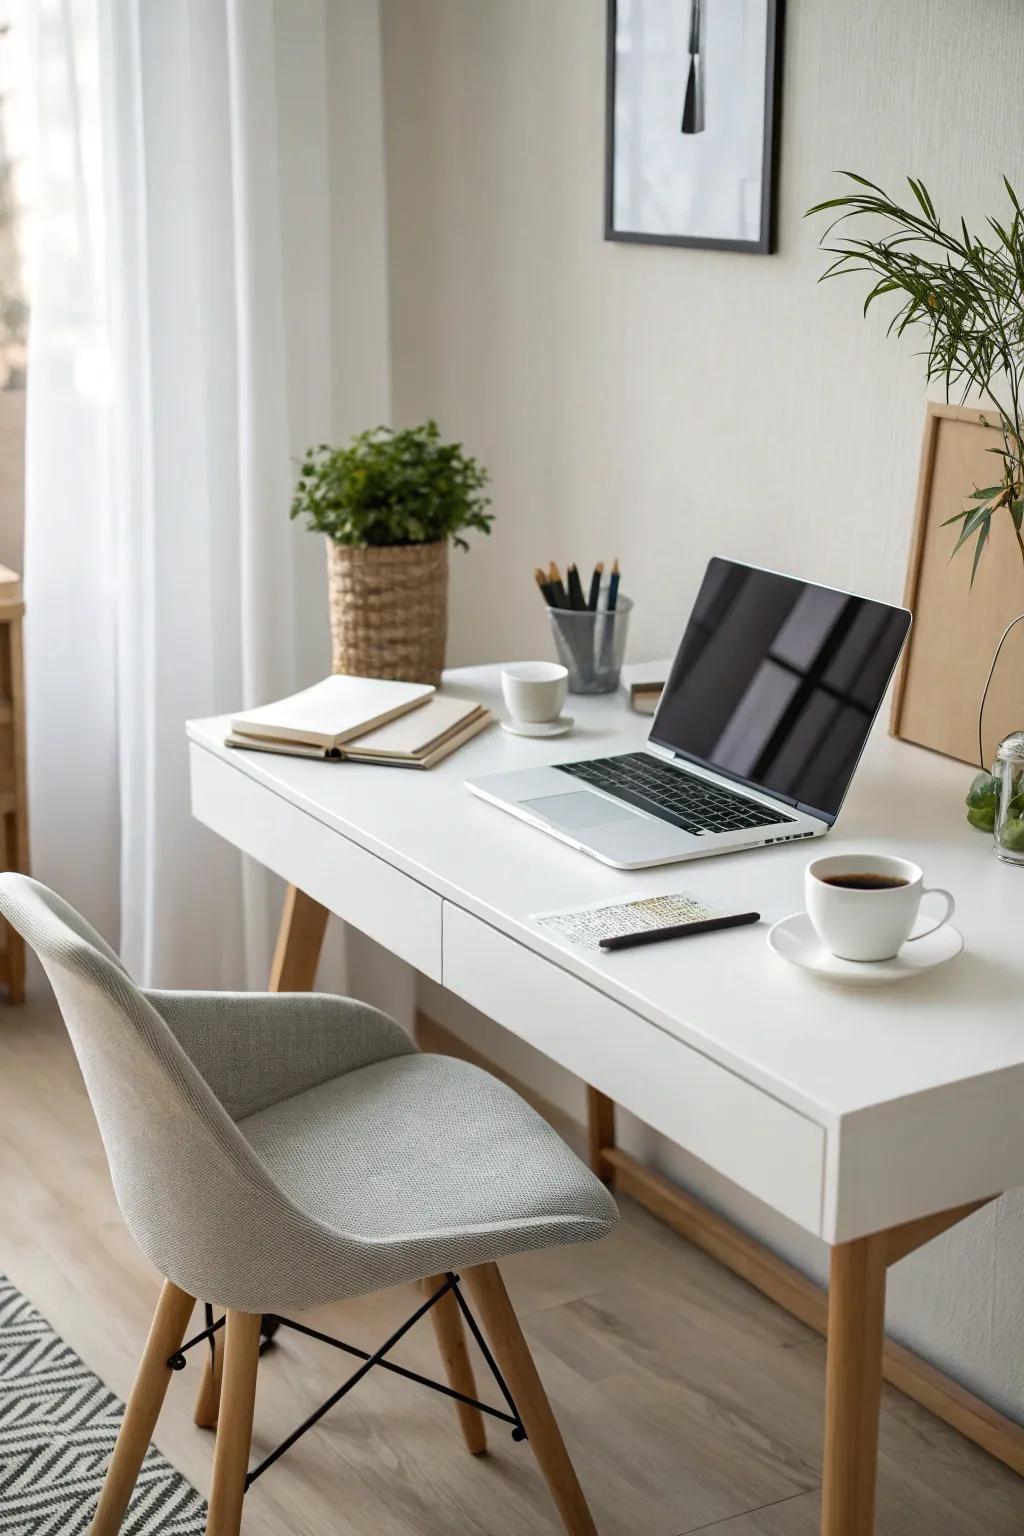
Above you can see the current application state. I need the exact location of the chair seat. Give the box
[239,1051,617,1297]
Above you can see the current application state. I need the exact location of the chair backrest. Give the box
[0,874,340,1310]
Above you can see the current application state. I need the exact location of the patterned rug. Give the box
[0,1274,206,1534]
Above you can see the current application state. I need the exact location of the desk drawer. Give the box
[190,745,442,980]
[442,903,824,1233]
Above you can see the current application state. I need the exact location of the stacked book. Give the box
[226,676,491,768]
[619,659,672,716]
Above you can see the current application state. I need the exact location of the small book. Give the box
[227,675,434,756]
[343,695,492,768]
[619,658,672,715]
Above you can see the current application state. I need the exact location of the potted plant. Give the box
[291,420,493,686]
[807,174,1024,851]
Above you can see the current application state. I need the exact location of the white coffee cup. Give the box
[501,661,568,725]
[805,853,955,962]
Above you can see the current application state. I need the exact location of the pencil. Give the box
[587,561,604,612]
[605,557,620,613]
[567,563,587,611]
[548,561,568,608]
[534,567,556,606]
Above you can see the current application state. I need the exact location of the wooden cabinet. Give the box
[0,565,28,1001]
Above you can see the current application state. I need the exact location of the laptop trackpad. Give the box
[522,791,643,831]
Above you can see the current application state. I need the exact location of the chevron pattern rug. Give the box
[0,1274,206,1534]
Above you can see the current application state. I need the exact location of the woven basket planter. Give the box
[326,538,449,685]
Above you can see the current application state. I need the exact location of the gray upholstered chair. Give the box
[0,874,617,1536]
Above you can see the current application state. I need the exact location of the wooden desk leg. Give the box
[268,884,329,992]
[821,1234,888,1536]
[585,1086,616,1183]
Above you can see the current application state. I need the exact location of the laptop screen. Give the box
[650,558,911,823]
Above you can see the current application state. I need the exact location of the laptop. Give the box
[465,558,912,869]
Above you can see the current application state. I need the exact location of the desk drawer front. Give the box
[442,904,824,1234]
[190,746,442,980]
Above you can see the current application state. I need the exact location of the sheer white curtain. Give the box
[21,0,342,986]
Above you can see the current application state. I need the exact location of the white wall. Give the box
[380,0,1024,1419]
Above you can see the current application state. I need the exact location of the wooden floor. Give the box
[1,995,1022,1536]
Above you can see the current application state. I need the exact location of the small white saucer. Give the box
[766,911,963,986]
[500,716,574,739]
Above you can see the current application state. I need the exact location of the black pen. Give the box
[599,911,760,951]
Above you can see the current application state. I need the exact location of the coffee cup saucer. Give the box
[766,911,963,985]
[500,716,574,739]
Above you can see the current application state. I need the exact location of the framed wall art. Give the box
[605,0,784,254]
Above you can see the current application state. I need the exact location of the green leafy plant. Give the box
[290,420,493,550]
[806,173,1024,584]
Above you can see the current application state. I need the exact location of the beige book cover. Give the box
[344,696,492,764]
[229,674,434,750]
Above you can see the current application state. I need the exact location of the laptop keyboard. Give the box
[555,752,797,837]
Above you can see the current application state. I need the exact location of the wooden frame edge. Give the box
[889,399,1001,747]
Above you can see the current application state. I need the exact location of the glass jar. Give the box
[547,595,633,694]
[993,731,1024,864]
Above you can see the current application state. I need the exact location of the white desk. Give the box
[188,665,1024,1535]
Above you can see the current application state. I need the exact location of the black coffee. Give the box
[822,873,908,891]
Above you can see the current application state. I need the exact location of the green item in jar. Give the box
[998,815,1024,853]
[965,771,999,832]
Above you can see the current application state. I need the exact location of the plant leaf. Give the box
[951,504,992,557]
[863,278,901,314]
[970,517,991,585]
[908,177,936,222]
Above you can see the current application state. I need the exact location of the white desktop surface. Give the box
[188,665,1024,1244]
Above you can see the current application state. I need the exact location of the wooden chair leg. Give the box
[269,884,329,992]
[424,1275,487,1455]
[205,1310,262,1536]
[462,1263,598,1536]
[585,1087,615,1182]
[821,1234,888,1536]
[193,1319,225,1429]
[89,1280,196,1536]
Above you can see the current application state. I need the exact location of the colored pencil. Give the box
[605,557,621,613]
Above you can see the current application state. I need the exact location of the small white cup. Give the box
[805,853,955,962]
[501,661,568,725]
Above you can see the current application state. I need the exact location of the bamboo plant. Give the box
[807,174,1024,840]
[806,173,1024,584]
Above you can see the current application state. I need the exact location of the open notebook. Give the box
[226,676,490,767]
[227,675,433,755]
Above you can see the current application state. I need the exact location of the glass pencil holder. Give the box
[547,595,632,694]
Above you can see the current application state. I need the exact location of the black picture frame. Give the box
[604,0,785,255]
